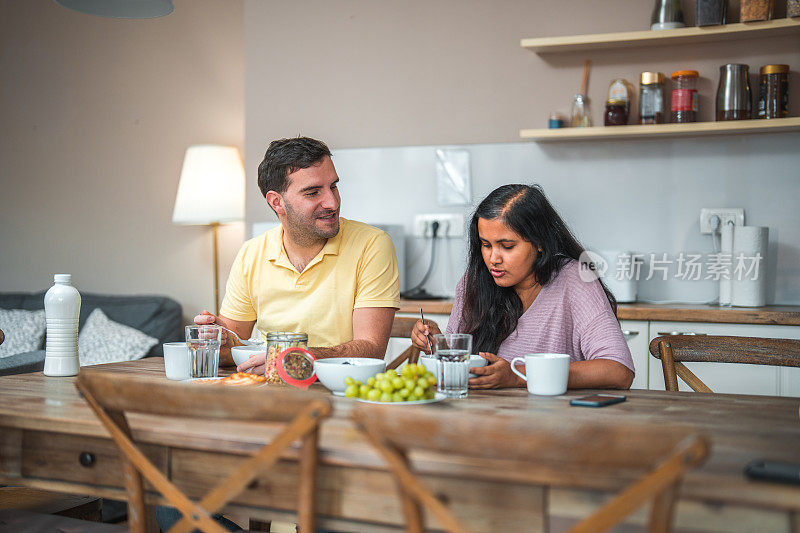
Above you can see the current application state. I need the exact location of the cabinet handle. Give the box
[79,451,96,468]
[657,331,707,336]
[622,330,639,339]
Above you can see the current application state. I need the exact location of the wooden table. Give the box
[1,359,799,532]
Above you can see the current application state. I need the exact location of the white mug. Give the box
[510,353,570,396]
[163,342,191,380]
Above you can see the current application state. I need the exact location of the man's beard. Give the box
[284,201,339,246]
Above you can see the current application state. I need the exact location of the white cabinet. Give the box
[646,322,800,397]
[620,320,649,390]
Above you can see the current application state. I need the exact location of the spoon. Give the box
[216,325,262,346]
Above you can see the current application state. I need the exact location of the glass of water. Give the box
[433,333,472,398]
[185,325,222,379]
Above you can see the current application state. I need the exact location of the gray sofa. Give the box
[0,292,183,376]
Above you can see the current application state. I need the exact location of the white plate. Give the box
[355,392,447,405]
[185,377,225,383]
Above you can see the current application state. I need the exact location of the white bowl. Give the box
[231,344,266,366]
[314,357,386,395]
[419,354,488,379]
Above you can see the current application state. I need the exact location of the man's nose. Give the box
[321,189,339,210]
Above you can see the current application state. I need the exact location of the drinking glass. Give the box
[185,325,222,378]
[433,333,472,398]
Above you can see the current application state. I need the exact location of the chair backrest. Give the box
[386,316,438,370]
[77,369,331,533]
[649,335,800,392]
[353,403,708,533]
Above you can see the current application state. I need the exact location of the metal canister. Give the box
[716,64,752,121]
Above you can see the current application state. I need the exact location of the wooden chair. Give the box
[76,369,332,533]
[386,316,439,370]
[352,403,709,533]
[649,335,800,392]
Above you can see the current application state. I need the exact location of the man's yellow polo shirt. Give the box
[219,218,400,347]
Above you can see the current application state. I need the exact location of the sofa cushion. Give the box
[0,309,46,358]
[79,309,158,366]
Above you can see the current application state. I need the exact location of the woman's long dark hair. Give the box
[461,184,617,353]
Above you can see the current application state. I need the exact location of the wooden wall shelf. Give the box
[521,18,800,54]
[519,117,800,142]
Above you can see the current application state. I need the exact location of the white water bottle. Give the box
[43,274,81,376]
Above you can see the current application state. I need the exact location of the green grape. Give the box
[366,377,376,387]
[344,384,359,398]
[367,389,381,401]
[374,373,385,381]
[425,389,435,400]
[398,387,411,399]
[408,392,421,402]
[380,380,394,394]
[344,376,355,386]
[406,363,417,375]
[403,378,415,390]
[386,369,398,377]
[391,377,404,389]
[379,392,393,403]
[391,392,404,402]
[427,375,437,388]
[359,385,371,398]
[413,386,425,398]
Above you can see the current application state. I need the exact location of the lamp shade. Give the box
[172,145,245,225]
[54,0,174,18]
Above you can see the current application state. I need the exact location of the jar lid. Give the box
[671,70,699,78]
[760,64,789,75]
[640,72,664,84]
[276,347,317,389]
[606,99,627,106]
[266,331,308,342]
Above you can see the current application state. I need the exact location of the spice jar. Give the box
[790,0,800,17]
[741,0,773,21]
[570,94,591,127]
[670,70,699,123]
[265,331,308,383]
[696,0,726,26]
[757,64,789,119]
[604,78,631,126]
[639,72,665,125]
[548,113,565,129]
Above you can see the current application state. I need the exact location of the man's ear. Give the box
[265,191,284,215]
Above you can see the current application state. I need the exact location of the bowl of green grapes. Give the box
[344,363,439,403]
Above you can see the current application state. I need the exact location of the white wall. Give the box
[330,134,800,304]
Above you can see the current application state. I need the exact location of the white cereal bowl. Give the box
[419,354,488,379]
[231,345,266,367]
[314,357,386,395]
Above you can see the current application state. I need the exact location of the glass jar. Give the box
[790,0,800,17]
[570,94,591,127]
[265,331,308,383]
[604,100,629,126]
[741,0,773,21]
[696,0,726,26]
[639,72,665,125]
[670,70,699,123]
[758,64,789,119]
[548,113,565,129]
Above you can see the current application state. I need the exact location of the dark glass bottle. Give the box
[604,100,629,126]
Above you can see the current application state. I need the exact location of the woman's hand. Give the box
[468,352,525,389]
[410,319,441,355]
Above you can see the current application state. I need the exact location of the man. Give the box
[196,136,400,375]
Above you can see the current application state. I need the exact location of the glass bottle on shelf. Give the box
[570,94,591,127]
[639,72,665,125]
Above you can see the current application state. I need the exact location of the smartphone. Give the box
[745,460,800,486]
[569,394,626,407]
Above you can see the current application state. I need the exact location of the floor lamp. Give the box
[172,145,245,315]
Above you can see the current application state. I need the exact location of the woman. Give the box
[411,184,634,390]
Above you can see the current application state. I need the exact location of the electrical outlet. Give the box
[699,208,744,234]
[412,214,464,238]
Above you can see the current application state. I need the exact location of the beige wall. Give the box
[0,0,245,320]
[244,0,798,222]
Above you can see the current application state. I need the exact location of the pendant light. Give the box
[54,0,173,19]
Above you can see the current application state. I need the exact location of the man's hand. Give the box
[468,352,525,389]
[236,352,267,376]
[193,311,256,367]
[410,319,441,355]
